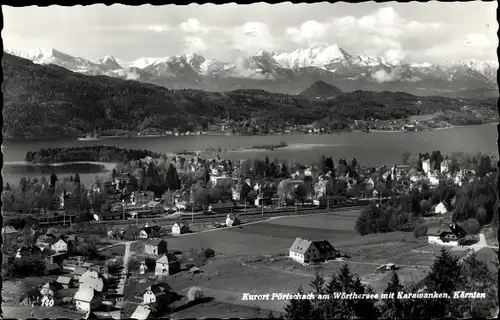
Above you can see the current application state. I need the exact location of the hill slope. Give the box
[2,53,496,139]
[299,80,343,99]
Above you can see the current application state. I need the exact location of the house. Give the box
[50,237,68,253]
[440,159,452,174]
[44,263,62,275]
[2,226,18,239]
[289,238,336,264]
[208,202,234,214]
[79,270,106,292]
[57,275,74,289]
[143,283,173,305]
[225,214,240,227]
[74,266,87,281]
[435,202,448,214]
[95,211,123,221]
[422,159,431,174]
[36,234,57,250]
[146,201,164,214]
[427,227,460,246]
[139,226,162,239]
[171,222,190,235]
[74,288,103,312]
[144,239,168,256]
[131,304,155,320]
[131,190,155,205]
[155,254,181,277]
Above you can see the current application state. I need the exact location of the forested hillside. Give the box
[3,53,496,139]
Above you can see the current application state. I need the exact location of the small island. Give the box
[25,146,164,164]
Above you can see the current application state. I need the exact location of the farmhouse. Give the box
[74,287,102,312]
[144,239,168,256]
[428,227,461,246]
[155,254,181,277]
[41,281,63,297]
[289,238,336,264]
[171,222,190,235]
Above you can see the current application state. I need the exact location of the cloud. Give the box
[230,22,276,53]
[286,20,330,45]
[183,36,207,53]
[371,69,401,83]
[147,24,170,32]
[180,18,209,34]
[424,32,497,62]
[284,6,445,62]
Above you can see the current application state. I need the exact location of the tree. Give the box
[324,264,378,319]
[187,286,204,302]
[309,267,326,319]
[111,168,117,181]
[456,252,498,317]
[165,164,181,190]
[476,205,491,225]
[401,151,411,165]
[49,172,58,190]
[463,218,481,235]
[423,248,462,318]
[318,155,327,174]
[324,157,334,172]
[284,286,313,320]
[380,272,405,319]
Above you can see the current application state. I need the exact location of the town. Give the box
[2,147,498,319]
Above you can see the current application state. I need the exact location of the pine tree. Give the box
[422,248,462,318]
[324,264,378,319]
[284,286,313,320]
[380,272,405,319]
[309,267,326,318]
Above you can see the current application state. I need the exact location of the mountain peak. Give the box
[96,55,122,70]
[299,80,343,99]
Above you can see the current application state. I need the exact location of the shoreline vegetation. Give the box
[24,146,164,164]
[175,142,289,156]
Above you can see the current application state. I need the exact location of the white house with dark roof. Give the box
[155,254,181,277]
[74,287,102,312]
[428,227,461,246]
[289,238,336,264]
[144,239,168,256]
[171,222,190,235]
[50,237,68,253]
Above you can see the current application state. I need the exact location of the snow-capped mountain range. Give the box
[6,44,498,95]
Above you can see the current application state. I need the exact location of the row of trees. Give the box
[284,248,498,319]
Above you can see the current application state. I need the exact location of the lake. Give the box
[2,123,497,187]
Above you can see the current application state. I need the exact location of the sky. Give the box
[2,2,498,65]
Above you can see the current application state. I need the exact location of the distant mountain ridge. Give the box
[5,44,498,97]
[2,53,497,140]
